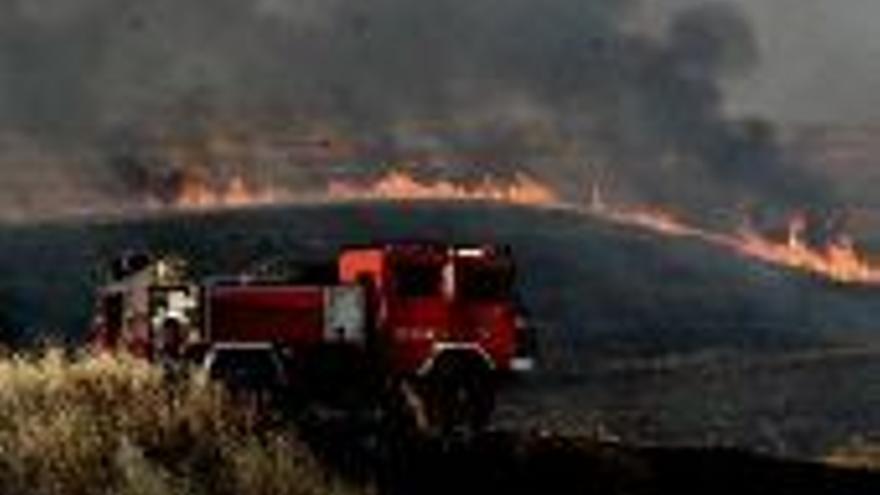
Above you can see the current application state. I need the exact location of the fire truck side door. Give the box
[323,286,367,344]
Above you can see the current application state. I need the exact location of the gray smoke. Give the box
[0,0,831,227]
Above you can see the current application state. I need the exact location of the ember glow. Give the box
[589,186,701,238]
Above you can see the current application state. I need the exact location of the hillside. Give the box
[3,201,880,459]
[1,201,878,358]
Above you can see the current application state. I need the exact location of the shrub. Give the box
[0,349,364,495]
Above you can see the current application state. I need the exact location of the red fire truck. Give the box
[91,243,535,432]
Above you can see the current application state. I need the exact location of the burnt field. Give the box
[496,348,880,459]
[4,350,880,495]
[2,201,880,460]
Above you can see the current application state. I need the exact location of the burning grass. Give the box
[0,350,365,495]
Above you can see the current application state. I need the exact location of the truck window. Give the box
[392,263,443,298]
[457,263,512,301]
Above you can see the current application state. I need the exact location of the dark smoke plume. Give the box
[0,0,830,226]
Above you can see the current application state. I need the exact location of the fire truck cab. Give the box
[339,243,525,431]
[340,244,522,366]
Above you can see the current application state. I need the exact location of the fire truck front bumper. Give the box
[510,356,535,373]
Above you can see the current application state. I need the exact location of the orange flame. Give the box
[174,172,280,209]
[586,191,880,285]
[326,170,559,205]
[732,217,880,284]
[327,172,880,285]
[164,161,880,286]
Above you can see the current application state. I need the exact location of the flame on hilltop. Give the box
[326,170,559,205]
[586,189,880,285]
[171,167,559,210]
[588,185,700,238]
[163,162,880,286]
[173,169,281,209]
[732,216,880,284]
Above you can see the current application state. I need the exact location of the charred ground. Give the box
[1,201,880,461]
[313,429,880,495]
[2,201,878,347]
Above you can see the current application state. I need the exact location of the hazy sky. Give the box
[647,0,880,125]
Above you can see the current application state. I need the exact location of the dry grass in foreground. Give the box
[0,349,367,495]
[825,439,880,472]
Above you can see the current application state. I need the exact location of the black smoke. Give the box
[0,0,830,226]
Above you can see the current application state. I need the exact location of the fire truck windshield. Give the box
[456,262,512,301]
[392,262,444,298]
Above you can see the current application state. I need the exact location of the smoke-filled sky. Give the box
[3,0,874,130]
[0,0,871,225]
[643,0,880,125]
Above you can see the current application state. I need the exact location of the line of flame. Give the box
[173,176,283,210]
[169,168,880,286]
[586,187,880,285]
[326,170,559,205]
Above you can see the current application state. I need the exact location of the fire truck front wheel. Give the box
[420,353,495,435]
